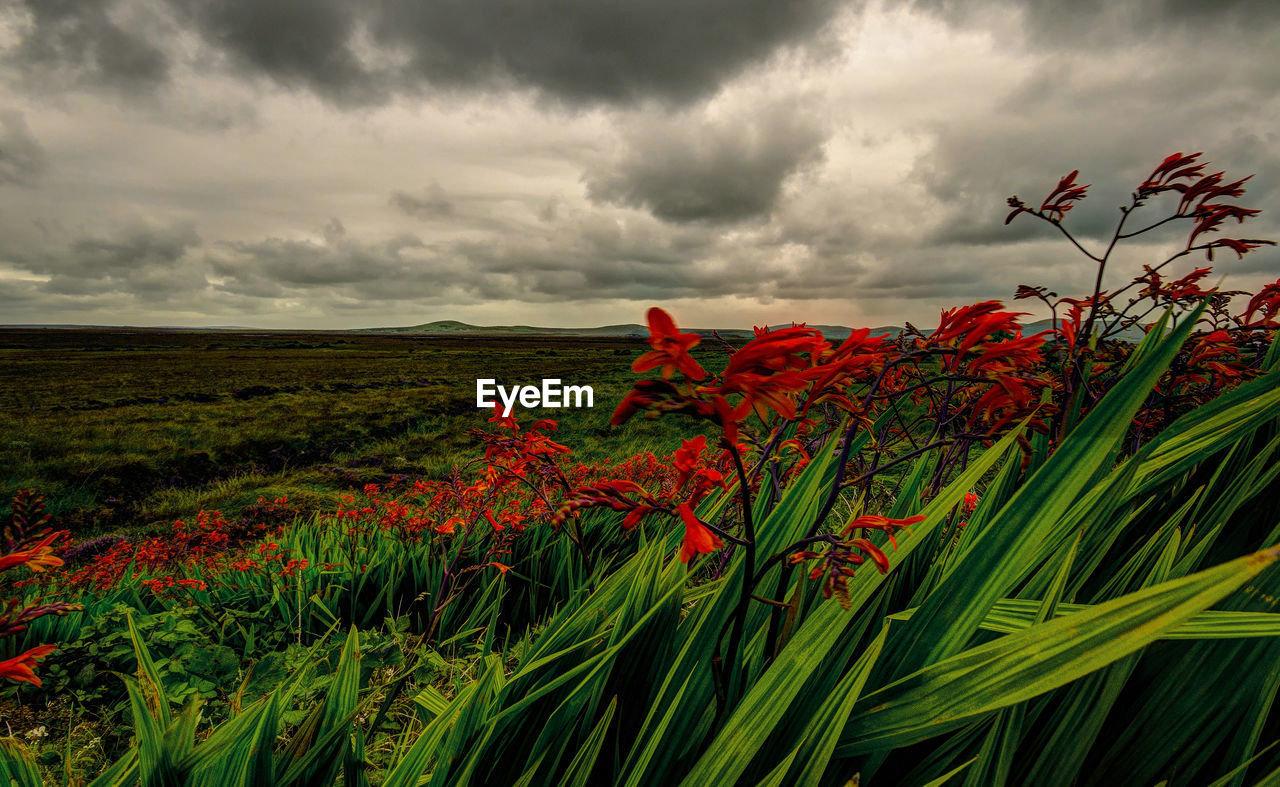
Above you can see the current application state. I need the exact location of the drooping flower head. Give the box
[633,307,706,381]
[0,532,67,573]
[0,644,56,687]
[673,435,707,489]
[676,502,722,563]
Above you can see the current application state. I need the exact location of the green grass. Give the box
[6,324,1280,785]
[1,328,698,535]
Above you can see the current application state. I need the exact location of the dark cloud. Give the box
[537,198,559,223]
[5,213,747,312]
[0,276,39,304]
[322,217,346,246]
[6,221,205,298]
[168,0,378,105]
[904,0,1280,266]
[390,183,454,220]
[5,0,845,107]
[2,0,1276,329]
[448,213,728,300]
[202,213,762,306]
[5,0,170,90]
[367,0,845,106]
[585,101,828,223]
[855,249,1039,299]
[910,31,1280,271]
[908,0,1280,49]
[0,110,47,185]
[209,231,426,293]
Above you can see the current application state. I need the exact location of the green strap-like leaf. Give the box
[676,426,1027,787]
[556,695,618,787]
[0,738,44,787]
[887,599,1280,639]
[883,303,1206,680]
[839,544,1279,756]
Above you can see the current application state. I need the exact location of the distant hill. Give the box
[362,320,905,340]
[361,320,650,336]
[5,319,1150,342]
[1022,318,1147,343]
[1,323,260,331]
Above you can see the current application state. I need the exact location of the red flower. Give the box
[1164,267,1214,299]
[701,370,807,423]
[522,434,572,457]
[0,644,57,687]
[1058,301,1085,353]
[684,466,728,508]
[968,376,1042,434]
[1038,170,1090,222]
[553,480,657,525]
[488,404,519,432]
[1137,152,1205,198]
[622,506,658,530]
[677,502,722,563]
[726,327,825,375]
[673,435,707,488]
[1178,172,1252,215]
[632,308,706,380]
[1242,279,1280,327]
[933,301,1026,360]
[964,333,1047,376]
[1188,204,1261,249]
[842,513,926,537]
[1208,238,1273,260]
[609,380,742,442]
[0,532,66,573]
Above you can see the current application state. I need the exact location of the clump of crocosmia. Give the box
[1,490,82,687]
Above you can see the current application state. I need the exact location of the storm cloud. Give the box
[4,221,204,303]
[390,183,454,220]
[585,98,828,224]
[0,0,1277,329]
[907,0,1280,50]
[5,0,845,108]
[0,109,47,185]
[4,0,170,94]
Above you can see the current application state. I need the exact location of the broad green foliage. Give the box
[0,331,690,531]
[3,317,1280,785]
[7,148,1280,784]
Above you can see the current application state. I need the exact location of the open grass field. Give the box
[4,153,1280,786]
[0,328,694,536]
[6,309,1280,785]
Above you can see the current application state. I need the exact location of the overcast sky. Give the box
[1,0,1277,329]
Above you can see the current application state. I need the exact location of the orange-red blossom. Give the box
[0,532,66,573]
[0,643,56,687]
[632,307,706,381]
[676,502,722,563]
